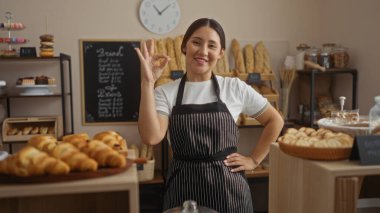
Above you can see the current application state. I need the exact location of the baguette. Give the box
[174,35,186,70]
[244,44,255,73]
[231,39,246,73]
[166,37,178,71]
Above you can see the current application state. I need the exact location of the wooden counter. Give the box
[269,143,380,213]
[0,164,139,213]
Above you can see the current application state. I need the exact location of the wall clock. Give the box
[139,0,181,34]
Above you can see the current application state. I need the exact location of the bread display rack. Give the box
[2,116,61,142]
[0,12,27,57]
[231,39,280,126]
[0,54,74,153]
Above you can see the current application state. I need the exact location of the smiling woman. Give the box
[139,0,181,34]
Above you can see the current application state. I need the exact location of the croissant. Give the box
[28,135,58,153]
[82,140,126,168]
[93,131,127,151]
[51,143,98,172]
[62,133,90,150]
[0,146,70,177]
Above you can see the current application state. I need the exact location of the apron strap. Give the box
[175,73,221,107]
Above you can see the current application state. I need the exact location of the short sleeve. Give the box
[154,87,170,116]
[238,80,269,118]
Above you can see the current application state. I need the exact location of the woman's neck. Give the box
[186,71,212,82]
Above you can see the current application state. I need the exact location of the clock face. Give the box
[139,0,181,34]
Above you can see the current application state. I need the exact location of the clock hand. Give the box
[159,4,171,14]
[153,5,162,15]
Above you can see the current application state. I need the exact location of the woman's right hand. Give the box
[135,39,170,84]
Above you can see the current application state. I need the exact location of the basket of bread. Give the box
[277,127,354,161]
[0,130,131,182]
[130,143,155,182]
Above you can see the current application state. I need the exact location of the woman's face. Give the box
[184,26,224,79]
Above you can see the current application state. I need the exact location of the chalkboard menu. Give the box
[80,40,140,124]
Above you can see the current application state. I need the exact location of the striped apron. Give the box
[163,74,254,213]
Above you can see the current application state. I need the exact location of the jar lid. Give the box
[296,43,310,50]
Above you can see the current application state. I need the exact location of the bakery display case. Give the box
[0,53,74,152]
[295,68,358,127]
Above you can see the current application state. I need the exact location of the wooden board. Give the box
[0,160,133,184]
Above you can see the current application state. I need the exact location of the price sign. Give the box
[171,70,184,80]
[246,73,261,84]
[350,135,380,165]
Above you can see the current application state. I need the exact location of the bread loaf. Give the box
[174,35,186,70]
[244,44,255,73]
[166,37,178,71]
[231,39,246,73]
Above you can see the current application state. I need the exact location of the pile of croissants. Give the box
[0,131,128,177]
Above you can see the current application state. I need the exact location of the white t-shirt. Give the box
[154,75,269,122]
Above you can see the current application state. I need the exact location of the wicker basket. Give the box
[278,141,352,161]
[137,159,155,182]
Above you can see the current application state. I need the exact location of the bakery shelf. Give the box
[0,53,74,153]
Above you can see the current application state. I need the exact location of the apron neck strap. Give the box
[175,73,221,106]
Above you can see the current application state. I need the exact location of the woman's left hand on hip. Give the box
[224,153,257,172]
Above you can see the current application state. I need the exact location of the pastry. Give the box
[62,133,90,150]
[50,143,98,172]
[22,126,33,135]
[28,135,58,153]
[93,130,127,151]
[39,34,54,57]
[35,75,49,85]
[39,126,48,134]
[81,140,126,168]
[174,35,186,70]
[0,146,70,177]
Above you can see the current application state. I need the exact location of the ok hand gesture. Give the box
[135,39,170,84]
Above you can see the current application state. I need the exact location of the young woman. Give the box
[135,18,284,213]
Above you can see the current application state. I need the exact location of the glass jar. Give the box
[304,47,320,70]
[333,47,349,68]
[319,43,335,69]
[295,43,310,70]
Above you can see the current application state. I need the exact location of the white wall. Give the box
[320,0,380,113]
[1,0,379,164]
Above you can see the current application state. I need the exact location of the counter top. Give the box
[0,164,138,198]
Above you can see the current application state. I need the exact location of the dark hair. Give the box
[181,18,226,54]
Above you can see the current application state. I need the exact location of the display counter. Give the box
[269,143,380,213]
[0,164,139,213]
